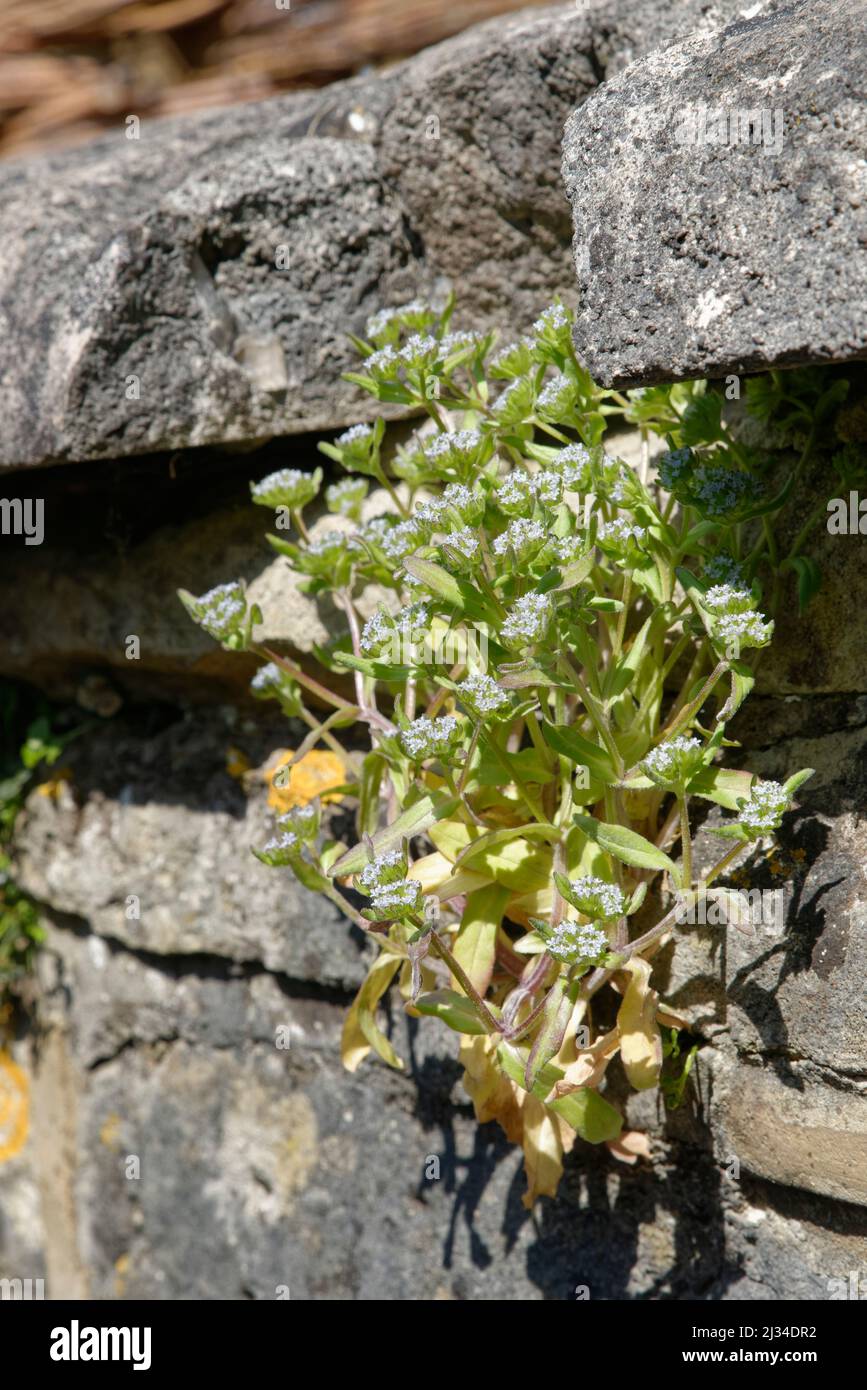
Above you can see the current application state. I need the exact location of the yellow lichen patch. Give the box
[266,749,345,811]
[0,1050,29,1163]
[99,1113,122,1153]
[225,746,252,779]
[114,1253,130,1298]
[35,768,72,799]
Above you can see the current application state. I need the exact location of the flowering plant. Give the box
[181,298,819,1203]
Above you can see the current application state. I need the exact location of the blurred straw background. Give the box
[0,0,550,159]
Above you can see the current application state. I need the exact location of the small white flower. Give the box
[492,518,545,559]
[399,715,460,761]
[185,580,246,641]
[251,661,282,692]
[500,592,551,646]
[358,849,406,892]
[714,611,774,649]
[548,920,609,966]
[565,876,626,920]
[456,673,512,718]
[738,780,789,835]
[336,423,373,447]
[251,467,320,510]
[443,528,480,560]
[536,372,577,417]
[368,878,424,919]
[703,584,755,615]
[597,516,646,548]
[642,735,703,787]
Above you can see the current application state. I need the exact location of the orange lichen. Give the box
[0,1050,29,1162]
[266,749,345,811]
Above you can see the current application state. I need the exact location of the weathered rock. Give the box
[562,0,867,387]
[712,1056,867,1206]
[6,916,865,1301]
[12,712,374,991]
[0,0,765,470]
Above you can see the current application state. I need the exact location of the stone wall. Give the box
[0,0,865,1301]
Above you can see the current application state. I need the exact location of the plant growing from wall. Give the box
[181,298,828,1203]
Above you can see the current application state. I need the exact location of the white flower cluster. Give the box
[537,373,576,416]
[738,780,789,835]
[365,301,428,339]
[566,876,626,920]
[251,661,282,693]
[703,583,755,615]
[547,920,609,967]
[500,592,551,646]
[555,443,592,488]
[326,477,367,518]
[656,448,692,491]
[596,516,646,548]
[360,603,431,655]
[714,611,773,649]
[704,552,744,586]
[492,376,533,419]
[251,467,320,510]
[278,803,318,838]
[188,581,246,641]
[366,879,423,919]
[358,849,405,892]
[399,715,459,761]
[532,304,570,335]
[642,735,703,786]
[357,850,423,918]
[490,340,533,376]
[554,533,588,564]
[492,517,546,559]
[439,331,484,356]
[691,465,759,516]
[425,430,482,465]
[336,423,373,448]
[260,830,300,865]
[456,672,512,717]
[495,470,562,514]
[443,528,480,560]
[306,529,347,558]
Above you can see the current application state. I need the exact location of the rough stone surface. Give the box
[12,712,373,991]
[562,0,867,387]
[0,0,763,470]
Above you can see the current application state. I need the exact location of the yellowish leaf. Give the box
[617,958,662,1091]
[453,884,509,996]
[607,1130,652,1165]
[341,954,403,1074]
[520,1094,564,1209]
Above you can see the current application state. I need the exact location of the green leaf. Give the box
[357,752,387,838]
[541,722,617,784]
[333,650,412,681]
[496,1043,623,1143]
[686,766,755,811]
[716,659,754,723]
[414,989,490,1034]
[605,615,653,700]
[548,1087,623,1144]
[783,767,815,797]
[573,813,679,879]
[401,556,464,606]
[330,792,459,877]
[453,885,510,996]
[524,977,576,1091]
[782,554,822,613]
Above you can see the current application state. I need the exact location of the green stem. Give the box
[678,795,692,891]
[702,841,748,888]
[429,932,503,1034]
